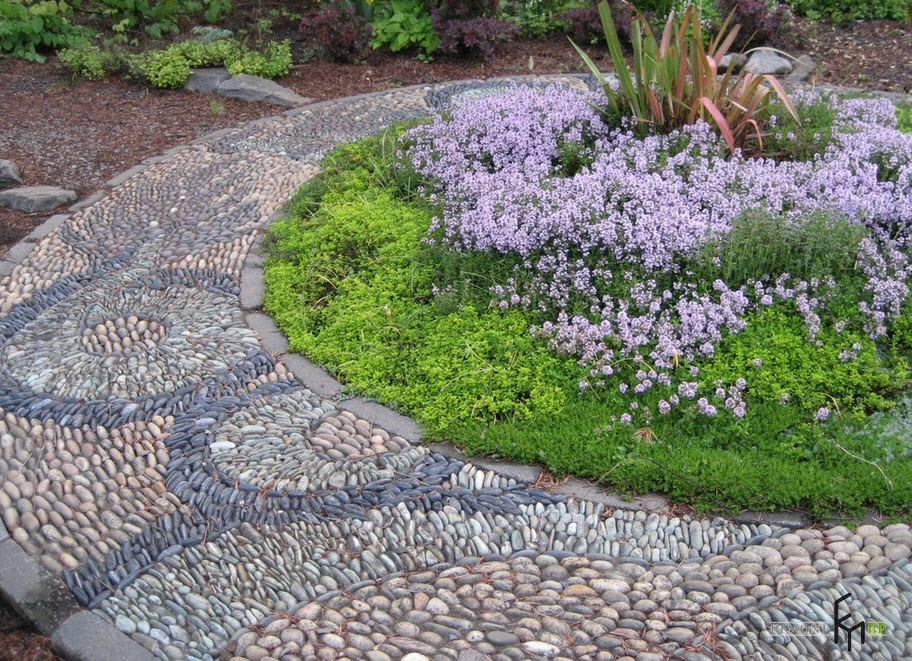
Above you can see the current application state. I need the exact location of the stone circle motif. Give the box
[0,76,910,661]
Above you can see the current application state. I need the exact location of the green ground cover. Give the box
[264,100,912,519]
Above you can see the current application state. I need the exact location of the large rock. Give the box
[786,55,817,83]
[0,186,76,213]
[184,67,232,93]
[743,49,793,76]
[0,159,22,190]
[216,74,311,107]
[718,53,747,74]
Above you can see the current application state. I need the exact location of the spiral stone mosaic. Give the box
[1,76,910,661]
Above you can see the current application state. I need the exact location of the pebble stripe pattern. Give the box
[0,77,910,661]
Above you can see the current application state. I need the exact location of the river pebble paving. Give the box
[0,76,909,661]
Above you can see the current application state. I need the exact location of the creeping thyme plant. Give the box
[266,7,912,518]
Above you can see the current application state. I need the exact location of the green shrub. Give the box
[786,0,909,22]
[0,0,93,62]
[694,209,867,288]
[225,39,292,78]
[58,40,115,79]
[123,38,290,88]
[763,93,839,161]
[139,46,191,88]
[371,0,440,55]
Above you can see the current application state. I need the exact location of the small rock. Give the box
[0,160,22,189]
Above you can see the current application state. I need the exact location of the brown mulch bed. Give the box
[0,600,57,661]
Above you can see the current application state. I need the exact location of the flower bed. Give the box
[265,84,912,518]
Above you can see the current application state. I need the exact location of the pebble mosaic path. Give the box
[0,76,911,661]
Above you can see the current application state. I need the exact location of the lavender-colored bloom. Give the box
[406,85,912,422]
[815,407,831,421]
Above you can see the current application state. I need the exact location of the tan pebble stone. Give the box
[780,544,809,559]
[884,543,911,561]
[801,539,825,554]
[563,584,597,597]
[828,541,859,554]
[840,561,868,578]
[783,556,811,570]
[868,556,892,571]
[866,534,889,547]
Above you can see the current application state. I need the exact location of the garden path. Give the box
[0,77,910,661]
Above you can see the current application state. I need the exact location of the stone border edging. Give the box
[0,74,905,661]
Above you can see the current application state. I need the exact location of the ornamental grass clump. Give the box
[572,0,798,153]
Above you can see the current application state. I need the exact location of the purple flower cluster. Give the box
[405,85,912,419]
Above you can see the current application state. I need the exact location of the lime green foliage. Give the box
[265,134,583,431]
[370,0,440,55]
[224,39,292,78]
[702,307,904,414]
[786,0,909,22]
[137,38,291,87]
[265,127,912,519]
[0,0,93,62]
[57,40,114,79]
[898,104,912,133]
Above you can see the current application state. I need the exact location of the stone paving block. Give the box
[240,266,265,310]
[0,519,8,542]
[103,164,147,188]
[338,397,423,442]
[24,213,68,241]
[1,237,36,266]
[555,477,669,512]
[68,190,105,212]
[245,311,289,354]
[52,611,158,661]
[0,539,81,636]
[280,353,343,399]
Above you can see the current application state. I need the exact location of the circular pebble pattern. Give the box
[0,75,910,661]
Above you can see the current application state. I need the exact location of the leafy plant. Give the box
[57,40,115,79]
[302,0,373,63]
[431,0,519,60]
[572,0,799,152]
[371,0,440,55]
[0,0,93,62]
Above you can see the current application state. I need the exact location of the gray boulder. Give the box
[184,67,232,93]
[718,53,747,74]
[216,74,311,107]
[0,186,77,213]
[744,49,793,76]
[786,55,817,83]
[0,159,22,190]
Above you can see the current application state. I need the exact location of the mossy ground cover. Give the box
[265,98,912,520]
